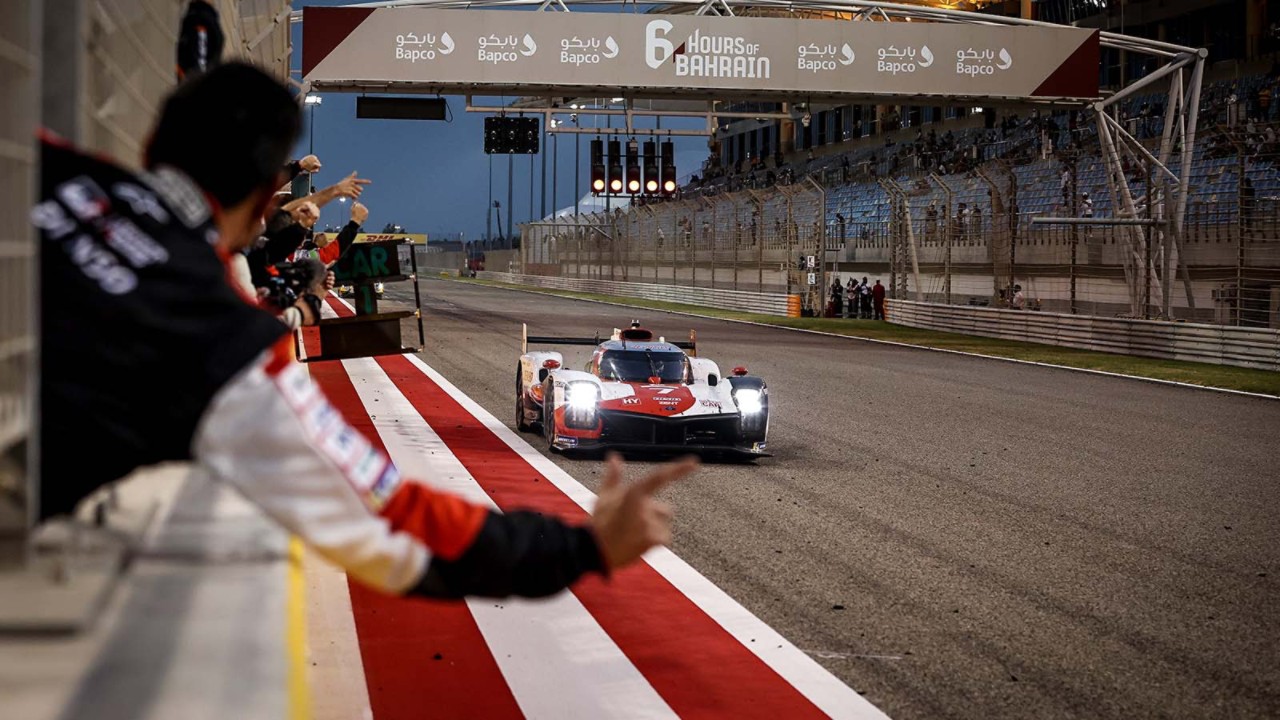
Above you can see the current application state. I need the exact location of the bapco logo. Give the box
[956,48,1013,76]
[478,33,537,64]
[875,45,933,75]
[797,43,855,73]
[560,35,620,66]
[394,32,455,63]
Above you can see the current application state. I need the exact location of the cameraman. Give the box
[35,62,696,600]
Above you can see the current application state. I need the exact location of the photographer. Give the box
[35,62,696,600]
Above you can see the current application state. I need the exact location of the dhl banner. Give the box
[354,233,427,244]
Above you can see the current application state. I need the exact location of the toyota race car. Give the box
[515,322,769,457]
[338,281,385,298]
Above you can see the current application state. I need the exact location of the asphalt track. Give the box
[386,277,1279,719]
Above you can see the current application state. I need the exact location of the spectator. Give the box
[871,279,886,320]
[845,277,858,318]
[1011,283,1026,310]
[35,61,697,604]
[829,277,844,317]
[859,276,873,319]
[1081,191,1094,218]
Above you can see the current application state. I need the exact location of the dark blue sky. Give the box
[291,1,710,241]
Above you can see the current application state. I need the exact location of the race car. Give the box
[337,281,385,298]
[515,321,769,457]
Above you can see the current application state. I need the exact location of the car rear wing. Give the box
[522,323,697,356]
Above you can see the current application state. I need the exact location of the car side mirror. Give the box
[707,374,719,386]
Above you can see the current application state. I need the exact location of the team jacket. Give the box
[35,134,607,598]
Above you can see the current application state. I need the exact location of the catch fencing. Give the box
[475,271,794,316]
[886,299,1280,371]
[823,118,1280,330]
[521,180,827,314]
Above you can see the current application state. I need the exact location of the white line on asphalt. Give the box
[404,352,892,720]
[340,356,678,720]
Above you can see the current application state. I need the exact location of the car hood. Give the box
[597,381,735,417]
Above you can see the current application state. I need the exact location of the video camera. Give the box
[259,257,325,319]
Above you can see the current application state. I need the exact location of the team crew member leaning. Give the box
[34,62,697,599]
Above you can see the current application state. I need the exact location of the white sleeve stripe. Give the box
[192,349,428,595]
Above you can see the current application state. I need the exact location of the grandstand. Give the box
[546,36,1280,326]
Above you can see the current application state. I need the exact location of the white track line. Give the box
[332,291,887,717]
[447,280,1279,402]
[404,353,889,720]
[340,357,677,720]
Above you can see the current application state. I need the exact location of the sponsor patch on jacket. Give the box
[368,464,402,509]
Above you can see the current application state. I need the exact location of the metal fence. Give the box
[818,117,1280,328]
[522,179,827,313]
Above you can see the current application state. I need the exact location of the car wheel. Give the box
[515,366,532,432]
[542,379,560,452]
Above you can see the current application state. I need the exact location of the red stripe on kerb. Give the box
[376,354,829,719]
[307,355,523,720]
[302,6,376,77]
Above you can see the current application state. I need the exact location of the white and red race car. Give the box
[515,321,770,457]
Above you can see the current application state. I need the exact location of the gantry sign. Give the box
[302,6,1100,103]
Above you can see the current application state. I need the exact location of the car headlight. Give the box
[567,382,599,410]
[734,388,763,414]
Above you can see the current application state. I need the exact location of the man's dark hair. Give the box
[146,62,301,208]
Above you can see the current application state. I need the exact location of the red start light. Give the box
[732,366,749,376]
[610,178,623,192]
[663,180,677,192]
[592,179,606,191]
[542,359,561,369]
[645,179,659,192]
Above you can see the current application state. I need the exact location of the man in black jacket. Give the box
[36,61,696,600]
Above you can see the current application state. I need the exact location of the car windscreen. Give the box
[599,350,687,383]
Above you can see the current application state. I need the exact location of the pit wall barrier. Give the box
[885,299,1280,371]
[470,271,797,317]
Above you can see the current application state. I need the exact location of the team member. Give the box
[35,62,696,599]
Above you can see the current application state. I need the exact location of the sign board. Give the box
[805,255,816,269]
[303,7,1100,101]
[807,272,817,286]
[332,240,405,283]
[352,232,427,244]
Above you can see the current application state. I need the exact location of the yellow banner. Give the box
[353,233,427,244]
